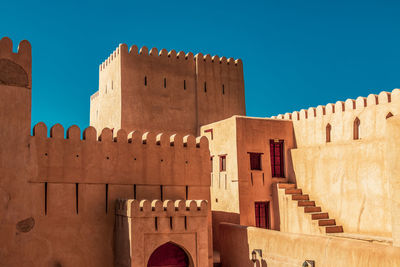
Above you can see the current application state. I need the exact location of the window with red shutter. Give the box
[270,140,284,177]
[255,201,270,229]
[249,152,262,170]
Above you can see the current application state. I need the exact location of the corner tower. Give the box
[90,44,246,135]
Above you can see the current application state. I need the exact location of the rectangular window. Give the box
[255,201,270,229]
[210,156,213,172]
[249,152,262,170]
[270,139,284,177]
[219,155,227,172]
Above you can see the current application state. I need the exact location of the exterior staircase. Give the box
[278,183,343,234]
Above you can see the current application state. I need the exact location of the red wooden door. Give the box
[255,201,270,229]
[147,242,189,267]
[270,140,284,177]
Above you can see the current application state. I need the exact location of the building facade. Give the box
[1,36,400,267]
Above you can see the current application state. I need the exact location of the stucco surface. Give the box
[219,223,400,267]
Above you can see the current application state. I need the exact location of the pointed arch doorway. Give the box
[147,242,190,267]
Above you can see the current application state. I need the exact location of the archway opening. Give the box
[147,242,189,267]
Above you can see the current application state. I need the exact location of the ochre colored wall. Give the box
[272,90,400,239]
[219,223,400,267]
[115,199,210,267]
[91,44,246,136]
[235,117,295,229]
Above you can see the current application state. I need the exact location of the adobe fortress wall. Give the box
[271,89,400,240]
[91,43,246,136]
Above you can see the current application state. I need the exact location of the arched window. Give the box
[353,117,360,140]
[326,123,331,143]
[386,112,394,119]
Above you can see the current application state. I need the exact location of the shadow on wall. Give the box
[212,211,240,252]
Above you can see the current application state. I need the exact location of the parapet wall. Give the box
[272,89,400,147]
[30,122,210,186]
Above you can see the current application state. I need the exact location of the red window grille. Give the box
[249,153,262,170]
[255,201,270,229]
[270,140,284,177]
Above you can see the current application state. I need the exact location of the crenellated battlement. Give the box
[99,43,242,70]
[0,37,32,88]
[271,89,398,121]
[270,88,400,146]
[30,122,210,186]
[115,199,208,218]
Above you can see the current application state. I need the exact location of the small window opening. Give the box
[155,217,158,231]
[386,112,394,119]
[219,155,227,172]
[255,201,270,229]
[326,123,331,143]
[249,153,262,170]
[160,185,163,201]
[144,76,147,86]
[75,183,79,214]
[184,216,187,230]
[222,84,225,94]
[184,80,186,90]
[210,156,213,172]
[169,217,173,229]
[185,186,189,199]
[44,182,48,215]
[133,184,137,199]
[353,117,360,140]
[164,78,167,88]
[204,82,207,92]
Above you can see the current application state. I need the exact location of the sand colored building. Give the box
[1,36,400,267]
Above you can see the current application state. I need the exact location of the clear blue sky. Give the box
[1,0,400,130]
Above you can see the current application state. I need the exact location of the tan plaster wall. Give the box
[90,46,122,132]
[219,223,400,267]
[277,186,324,235]
[235,117,294,229]
[272,90,400,238]
[385,115,400,246]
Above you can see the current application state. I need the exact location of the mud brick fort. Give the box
[1,36,400,266]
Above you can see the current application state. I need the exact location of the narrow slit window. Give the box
[185,186,189,200]
[219,155,227,172]
[353,117,360,140]
[75,183,79,214]
[204,82,207,92]
[184,80,186,90]
[133,184,137,199]
[164,78,167,88]
[222,84,225,94]
[160,185,163,201]
[105,184,109,213]
[44,182,48,215]
[144,76,147,86]
[326,123,331,143]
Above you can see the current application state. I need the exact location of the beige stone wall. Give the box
[90,45,122,132]
[272,89,400,239]
[219,223,400,267]
[276,186,324,235]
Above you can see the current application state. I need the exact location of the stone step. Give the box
[318,219,336,226]
[304,206,321,213]
[298,201,315,207]
[325,225,344,233]
[278,183,296,189]
[292,194,309,200]
[311,212,329,220]
[285,188,302,195]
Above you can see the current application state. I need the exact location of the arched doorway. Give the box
[147,242,189,267]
